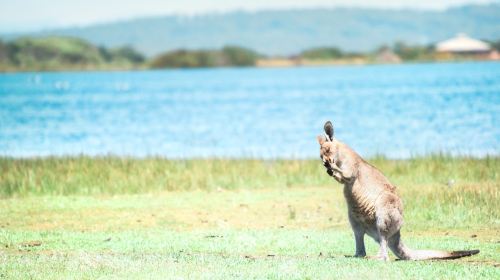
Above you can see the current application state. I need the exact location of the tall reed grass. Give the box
[0,156,497,198]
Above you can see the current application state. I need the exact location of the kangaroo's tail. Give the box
[406,249,480,260]
[388,231,480,261]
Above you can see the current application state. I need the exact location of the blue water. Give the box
[0,62,499,158]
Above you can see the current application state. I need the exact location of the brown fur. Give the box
[317,121,480,261]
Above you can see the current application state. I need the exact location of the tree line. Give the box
[1,36,498,71]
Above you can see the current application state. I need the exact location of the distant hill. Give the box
[0,37,144,71]
[2,4,500,56]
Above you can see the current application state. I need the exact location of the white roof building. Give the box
[436,33,491,53]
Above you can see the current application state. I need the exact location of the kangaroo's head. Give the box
[317,121,338,176]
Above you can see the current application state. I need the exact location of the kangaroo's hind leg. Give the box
[348,213,366,258]
[371,215,395,261]
[388,231,412,260]
[375,234,390,261]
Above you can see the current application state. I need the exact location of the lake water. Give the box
[0,62,499,158]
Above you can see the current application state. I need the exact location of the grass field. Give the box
[0,156,499,279]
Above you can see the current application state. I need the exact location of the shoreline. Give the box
[1,59,498,74]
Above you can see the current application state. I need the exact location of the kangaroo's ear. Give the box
[324,121,334,141]
[317,135,326,145]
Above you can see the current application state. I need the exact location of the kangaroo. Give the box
[317,121,479,261]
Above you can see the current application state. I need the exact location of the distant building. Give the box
[436,33,491,54]
[375,48,401,64]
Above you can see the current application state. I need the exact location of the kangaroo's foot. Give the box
[367,255,390,261]
[373,235,390,261]
[352,248,366,258]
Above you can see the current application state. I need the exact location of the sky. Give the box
[0,0,497,33]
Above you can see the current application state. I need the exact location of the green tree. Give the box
[300,47,343,60]
[221,46,258,66]
[484,39,500,51]
[111,46,145,64]
[393,42,433,61]
[0,40,10,65]
[150,47,258,69]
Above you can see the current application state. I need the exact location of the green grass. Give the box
[1,229,498,279]
[0,156,499,279]
[1,156,498,196]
